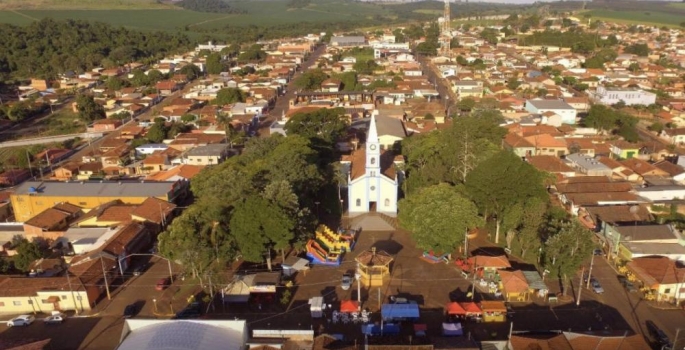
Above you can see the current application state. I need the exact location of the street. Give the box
[0,256,189,350]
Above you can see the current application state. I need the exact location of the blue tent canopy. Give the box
[361,323,400,335]
[381,303,420,320]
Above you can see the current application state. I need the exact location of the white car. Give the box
[341,274,352,291]
[44,314,65,325]
[7,315,35,327]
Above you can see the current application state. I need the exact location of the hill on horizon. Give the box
[0,0,175,10]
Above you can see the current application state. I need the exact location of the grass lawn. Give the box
[586,9,684,27]
[36,110,86,137]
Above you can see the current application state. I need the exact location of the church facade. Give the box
[341,115,403,216]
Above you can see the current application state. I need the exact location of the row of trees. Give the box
[158,108,347,284]
[0,18,191,80]
[177,0,245,13]
[398,109,594,293]
[583,104,640,142]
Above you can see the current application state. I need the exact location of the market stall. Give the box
[381,303,420,321]
[479,301,507,322]
[442,322,464,336]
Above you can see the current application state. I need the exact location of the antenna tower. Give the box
[440,0,451,57]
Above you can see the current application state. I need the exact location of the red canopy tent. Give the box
[459,302,482,315]
[340,300,359,313]
[446,302,466,315]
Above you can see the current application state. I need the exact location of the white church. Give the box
[340,115,404,216]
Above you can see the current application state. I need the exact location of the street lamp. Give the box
[152,298,158,313]
[355,267,362,308]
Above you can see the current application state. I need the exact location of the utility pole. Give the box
[577,266,584,307]
[586,252,595,289]
[100,255,111,300]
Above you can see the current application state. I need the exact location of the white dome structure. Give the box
[117,319,246,350]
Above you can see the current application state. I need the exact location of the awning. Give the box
[480,300,507,312]
[459,302,482,315]
[340,300,359,313]
[445,302,466,315]
[381,303,420,319]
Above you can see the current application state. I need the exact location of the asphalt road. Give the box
[257,44,326,137]
[581,255,685,348]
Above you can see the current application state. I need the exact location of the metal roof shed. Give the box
[381,303,420,320]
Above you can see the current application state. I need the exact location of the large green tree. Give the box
[230,195,294,262]
[543,220,595,295]
[206,53,224,75]
[214,88,246,106]
[13,237,42,272]
[294,69,328,91]
[465,150,547,244]
[284,107,348,145]
[75,95,105,123]
[399,183,482,254]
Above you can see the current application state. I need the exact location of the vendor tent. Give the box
[362,323,400,335]
[381,303,420,320]
[442,323,464,336]
[446,302,466,315]
[459,302,482,315]
[340,300,359,313]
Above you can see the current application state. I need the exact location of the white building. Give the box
[593,86,656,106]
[341,115,403,216]
[195,41,228,53]
[524,99,577,125]
[118,319,247,350]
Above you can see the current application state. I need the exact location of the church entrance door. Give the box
[369,201,377,212]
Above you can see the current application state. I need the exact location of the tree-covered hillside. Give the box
[0,18,191,80]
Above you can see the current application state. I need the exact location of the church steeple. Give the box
[366,115,380,172]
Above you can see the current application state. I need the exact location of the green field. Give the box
[0,0,396,33]
[586,9,684,27]
[0,0,172,10]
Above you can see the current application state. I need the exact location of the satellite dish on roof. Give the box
[629,205,639,214]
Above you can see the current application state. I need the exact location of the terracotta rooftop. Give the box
[527,155,575,173]
[131,197,177,223]
[564,192,644,206]
[98,205,136,222]
[102,222,146,256]
[0,276,81,297]
[627,256,685,287]
[468,255,511,269]
[355,248,393,267]
[146,164,205,181]
[24,208,71,230]
[498,270,529,294]
[556,181,633,194]
[620,158,664,176]
[585,205,651,224]
[597,156,623,169]
[654,160,685,177]
[344,148,396,181]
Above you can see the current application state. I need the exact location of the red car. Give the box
[155,278,170,291]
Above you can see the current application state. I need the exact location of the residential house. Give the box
[635,183,685,202]
[88,119,122,133]
[73,201,136,227]
[497,270,530,302]
[374,115,407,151]
[0,169,32,187]
[593,86,656,106]
[35,149,73,165]
[584,204,652,234]
[626,256,685,303]
[524,99,577,125]
[503,133,535,158]
[452,81,483,98]
[23,203,83,242]
[184,144,230,166]
[565,154,612,177]
[654,160,685,182]
[612,224,685,262]
[597,156,641,182]
[321,79,342,92]
[661,128,685,145]
[555,176,645,215]
[610,141,640,159]
[523,133,568,157]
[620,158,670,179]
[526,155,576,177]
[140,153,171,173]
[145,164,204,182]
[135,144,169,157]
[130,197,177,234]
[0,276,92,315]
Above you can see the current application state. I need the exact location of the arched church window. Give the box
[356,199,361,207]
[385,198,390,207]
[370,157,376,165]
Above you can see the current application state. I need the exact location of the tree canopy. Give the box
[75,95,105,123]
[0,18,191,80]
[177,0,244,13]
[294,69,328,91]
[214,88,247,106]
[399,183,482,254]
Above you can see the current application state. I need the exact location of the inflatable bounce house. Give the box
[306,225,357,266]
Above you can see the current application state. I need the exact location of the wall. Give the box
[0,290,90,315]
[11,194,168,222]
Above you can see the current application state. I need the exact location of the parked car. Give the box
[593,248,604,256]
[132,263,148,277]
[123,304,137,318]
[175,302,202,319]
[7,315,35,327]
[155,278,170,291]
[44,314,65,325]
[623,280,638,293]
[590,278,604,294]
[646,320,670,346]
[341,274,352,291]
